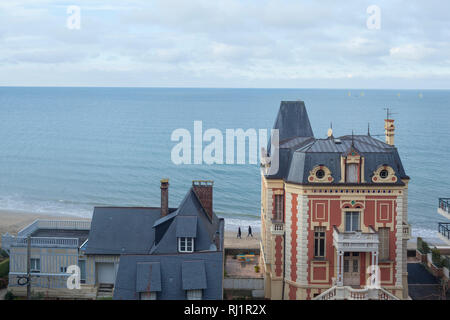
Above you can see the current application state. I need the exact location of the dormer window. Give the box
[316,169,325,179]
[345,163,358,183]
[340,146,364,183]
[372,165,397,183]
[379,169,389,179]
[178,237,194,253]
[308,165,333,183]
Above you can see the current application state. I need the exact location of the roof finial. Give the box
[327,122,333,138]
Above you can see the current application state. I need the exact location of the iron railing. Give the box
[8,236,79,248]
[439,198,450,214]
[438,222,450,241]
[17,219,91,237]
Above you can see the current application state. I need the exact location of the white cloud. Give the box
[389,44,436,61]
[0,0,449,88]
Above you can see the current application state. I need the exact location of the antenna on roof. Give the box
[384,107,397,120]
[367,123,371,136]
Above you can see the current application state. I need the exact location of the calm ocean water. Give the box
[0,87,449,240]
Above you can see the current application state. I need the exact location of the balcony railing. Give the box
[17,219,91,237]
[314,286,399,300]
[438,198,450,219]
[1,219,90,251]
[333,226,379,252]
[402,223,411,239]
[270,220,284,235]
[438,223,450,244]
[6,236,79,249]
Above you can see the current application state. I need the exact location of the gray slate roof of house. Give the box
[150,188,224,254]
[273,101,314,142]
[114,252,223,300]
[85,187,224,254]
[176,216,198,238]
[136,262,162,292]
[181,260,207,290]
[85,207,163,255]
[265,101,409,185]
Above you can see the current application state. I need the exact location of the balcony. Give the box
[1,219,91,251]
[438,223,450,245]
[402,223,411,240]
[333,226,379,252]
[438,198,450,220]
[314,286,399,300]
[270,220,284,235]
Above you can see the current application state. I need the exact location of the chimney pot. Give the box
[160,178,169,217]
[192,180,214,221]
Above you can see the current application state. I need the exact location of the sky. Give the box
[0,0,449,89]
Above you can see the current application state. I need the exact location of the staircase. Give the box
[97,283,114,299]
[314,286,399,300]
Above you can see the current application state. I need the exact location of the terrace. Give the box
[1,219,91,251]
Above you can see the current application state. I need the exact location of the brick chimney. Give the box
[384,119,395,146]
[192,180,214,221]
[160,179,169,217]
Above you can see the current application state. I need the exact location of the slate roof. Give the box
[86,187,224,255]
[85,184,225,300]
[265,101,409,185]
[176,216,198,238]
[114,252,223,300]
[150,188,224,254]
[85,207,163,255]
[273,101,314,142]
[136,262,162,292]
[181,260,207,290]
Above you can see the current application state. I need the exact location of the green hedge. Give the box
[431,248,443,267]
[0,258,9,277]
[417,237,431,254]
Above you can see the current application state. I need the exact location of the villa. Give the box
[260,101,411,300]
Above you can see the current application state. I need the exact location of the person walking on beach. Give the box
[247,225,253,237]
[237,227,242,239]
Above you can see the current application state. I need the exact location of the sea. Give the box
[0,87,449,242]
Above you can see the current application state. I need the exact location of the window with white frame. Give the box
[30,258,40,273]
[60,266,67,273]
[186,289,202,300]
[345,211,360,232]
[345,163,358,183]
[140,292,157,300]
[314,226,326,258]
[178,237,194,253]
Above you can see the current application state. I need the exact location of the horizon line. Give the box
[1,85,449,91]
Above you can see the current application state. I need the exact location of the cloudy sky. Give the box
[1,0,449,88]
